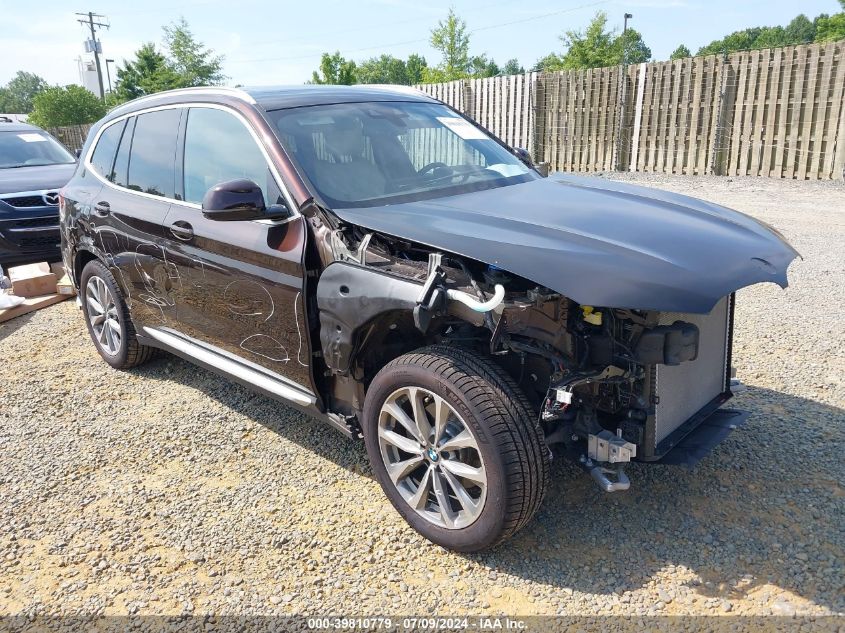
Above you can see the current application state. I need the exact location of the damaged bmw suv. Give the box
[60,86,797,551]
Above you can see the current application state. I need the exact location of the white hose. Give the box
[445,284,506,313]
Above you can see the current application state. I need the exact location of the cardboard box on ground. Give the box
[0,261,76,324]
[8,262,56,298]
[50,262,75,296]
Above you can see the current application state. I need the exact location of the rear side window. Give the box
[127,109,181,198]
[183,107,280,205]
[89,120,125,181]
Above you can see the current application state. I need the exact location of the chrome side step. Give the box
[142,327,316,407]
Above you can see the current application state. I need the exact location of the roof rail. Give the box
[108,86,257,113]
[365,84,432,99]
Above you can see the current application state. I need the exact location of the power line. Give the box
[76,11,110,100]
[226,0,611,65]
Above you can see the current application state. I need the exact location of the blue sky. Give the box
[0,0,840,88]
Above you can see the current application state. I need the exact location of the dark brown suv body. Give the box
[60,86,797,551]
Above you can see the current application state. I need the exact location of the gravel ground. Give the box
[0,174,842,622]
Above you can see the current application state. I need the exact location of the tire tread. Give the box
[377,344,550,548]
[81,260,154,369]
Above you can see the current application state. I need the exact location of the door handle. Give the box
[170,220,194,241]
[93,201,110,217]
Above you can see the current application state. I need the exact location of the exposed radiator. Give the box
[652,295,732,446]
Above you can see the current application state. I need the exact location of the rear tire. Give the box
[80,260,153,369]
[362,344,550,551]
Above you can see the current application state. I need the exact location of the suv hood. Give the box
[332,174,799,313]
[0,163,76,195]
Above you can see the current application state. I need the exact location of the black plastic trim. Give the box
[316,261,422,374]
[649,389,734,459]
[656,408,750,466]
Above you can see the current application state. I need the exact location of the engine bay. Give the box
[319,227,733,491]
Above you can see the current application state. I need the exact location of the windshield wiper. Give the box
[1,162,67,169]
[420,165,498,187]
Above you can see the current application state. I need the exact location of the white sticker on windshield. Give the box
[436,117,488,140]
[18,133,47,143]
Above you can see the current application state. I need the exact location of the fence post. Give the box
[532,74,546,165]
[461,80,474,117]
[613,63,627,171]
[709,50,736,175]
[628,63,647,172]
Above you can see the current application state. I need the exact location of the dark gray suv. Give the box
[60,86,797,551]
[0,121,76,265]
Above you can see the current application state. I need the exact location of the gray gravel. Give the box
[0,173,843,619]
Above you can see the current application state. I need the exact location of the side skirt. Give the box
[138,327,355,439]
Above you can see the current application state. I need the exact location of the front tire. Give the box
[362,345,550,551]
[80,260,153,369]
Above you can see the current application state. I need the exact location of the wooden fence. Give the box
[417,40,845,180]
[48,123,92,153]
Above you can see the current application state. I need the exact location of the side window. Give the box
[183,108,280,206]
[127,109,181,198]
[111,117,134,188]
[89,120,125,181]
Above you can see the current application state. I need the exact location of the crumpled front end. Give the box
[333,174,800,314]
[533,292,742,491]
[321,173,801,492]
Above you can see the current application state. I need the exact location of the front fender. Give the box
[316,262,422,374]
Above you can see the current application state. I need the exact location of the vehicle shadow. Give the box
[131,355,844,613]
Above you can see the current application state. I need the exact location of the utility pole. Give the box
[76,12,109,101]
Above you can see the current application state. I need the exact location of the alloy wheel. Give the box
[86,275,122,356]
[377,386,487,529]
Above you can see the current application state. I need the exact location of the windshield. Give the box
[0,130,76,169]
[271,102,536,208]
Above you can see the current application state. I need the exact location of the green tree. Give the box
[355,54,428,85]
[617,28,651,63]
[405,54,428,84]
[0,71,48,113]
[162,17,226,86]
[429,8,471,80]
[815,12,845,41]
[753,26,789,48]
[111,19,224,104]
[113,43,180,102]
[784,14,816,43]
[501,59,525,75]
[310,52,356,84]
[556,12,651,69]
[670,44,691,60]
[697,28,762,55]
[532,52,564,72]
[560,11,619,69]
[27,85,107,128]
[470,54,499,78]
[356,54,409,84]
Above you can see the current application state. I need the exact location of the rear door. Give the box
[162,105,311,389]
[86,108,182,330]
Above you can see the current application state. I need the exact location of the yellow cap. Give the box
[581,306,602,326]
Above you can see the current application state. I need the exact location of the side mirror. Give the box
[513,147,534,167]
[201,178,294,222]
[514,147,550,177]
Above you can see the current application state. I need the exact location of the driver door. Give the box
[161,105,311,390]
